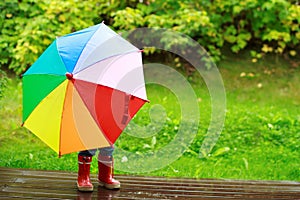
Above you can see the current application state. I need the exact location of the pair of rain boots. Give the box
[77,154,120,192]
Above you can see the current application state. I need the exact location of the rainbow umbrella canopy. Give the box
[22,22,148,156]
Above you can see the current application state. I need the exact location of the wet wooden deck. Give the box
[0,167,299,199]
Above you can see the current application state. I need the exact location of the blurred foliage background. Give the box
[0,0,299,180]
[0,0,299,75]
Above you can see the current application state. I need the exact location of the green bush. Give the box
[112,0,299,62]
[0,0,299,75]
[0,0,105,74]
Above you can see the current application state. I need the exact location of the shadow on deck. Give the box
[0,167,299,199]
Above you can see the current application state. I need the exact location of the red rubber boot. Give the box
[77,155,93,192]
[98,155,120,189]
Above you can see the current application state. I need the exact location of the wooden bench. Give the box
[0,167,299,199]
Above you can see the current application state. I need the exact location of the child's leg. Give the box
[77,149,96,192]
[98,146,120,189]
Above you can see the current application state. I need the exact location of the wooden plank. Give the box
[0,172,298,200]
[0,167,299,199]
[0,168,298,199]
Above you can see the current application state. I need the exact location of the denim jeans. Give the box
[78,147,114,157]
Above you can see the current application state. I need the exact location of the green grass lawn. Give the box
[0,54,299,181]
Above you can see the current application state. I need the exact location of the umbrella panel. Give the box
[74,80,146,144]
[24,40,67,76]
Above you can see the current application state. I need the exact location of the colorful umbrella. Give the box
[22,22,148,156]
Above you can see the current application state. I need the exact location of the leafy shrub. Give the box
[0,0,299,74]
[0,0,105,74]
[112,0,299,62]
